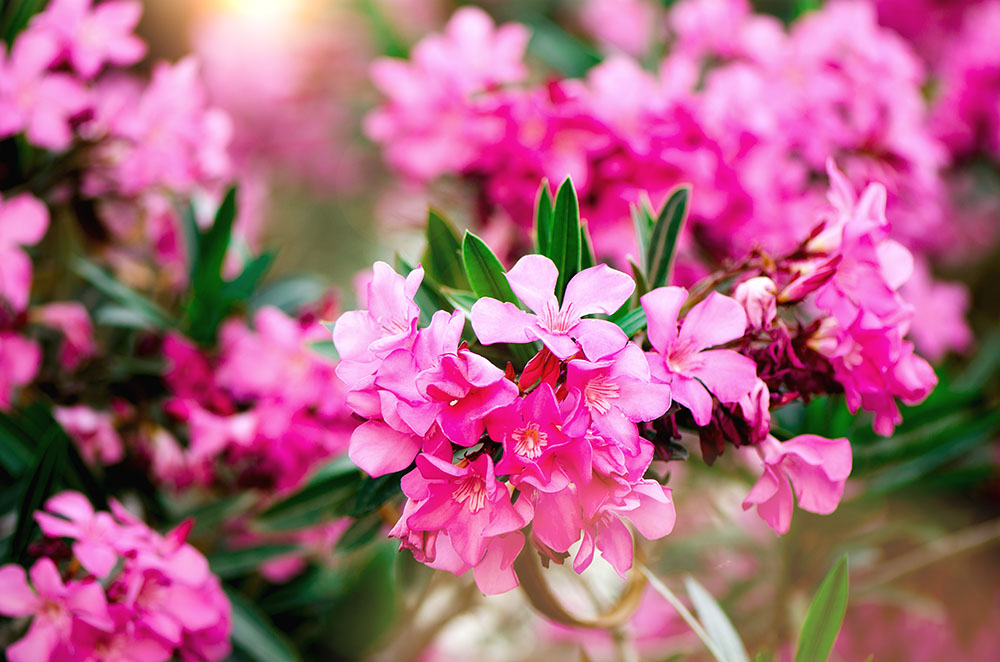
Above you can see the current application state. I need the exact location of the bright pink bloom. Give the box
[488,383,572,492]
[742,434,852,535]
[54,405,124,465]
[0,557,112,662]
[0,332,41,410]
[642,287,757,425]
[563,342,672,454]
[0,28,89,150]
[471,255,635,361]
[0,192,49,311]
[30,0,145,79]
[34,302,97,369]
[68,603,172,662]
[391,453,532,594]
[35,491,121,578]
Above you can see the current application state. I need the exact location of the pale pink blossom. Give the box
[733,276,777,330]
[0,192,49,311]
[742,434,852,535]
[30,0,145,79]
[34,302,97,369]
[471,255,635,361]
[0,332,41,410]
[54,405,124,466]
[642,287,757,425]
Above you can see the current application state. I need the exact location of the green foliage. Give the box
[462,231,519,305]
[535,181,554,256]
[0,0,48,42]
[795,555,849,662]
[227,587,302,662]
[685,576,750,662]
[646,186,690,290]
[423,210,469,290]
[548,178,582,300]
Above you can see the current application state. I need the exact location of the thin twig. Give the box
[639,564,727,662]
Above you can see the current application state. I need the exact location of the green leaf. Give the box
[7,428,66,563]
[209,544,299,579]
[1,0,49,42]
[614,308,647,337]
[795,555,849,662]
[0,411,35,475]
[440,287,479,317]
[535,181,554,255]
[350,471,405,518]
[525,15,602,78]
[630,202,654,272]
[251,276,326,314]
[256,460,362,532]
[646,186,690,290]
[423,210,469,290]
[73,259,173,329]
[462,232,517,304]
[226,587,301,662]
[549,178,581,299]
[335,513,384,552]
[221,251,275,304]
[580,221,596,270]
[308,341,339,360]
[185,188,237,344]
[684,576,750,662]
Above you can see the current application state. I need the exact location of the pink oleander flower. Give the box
[742,434,852,535]
[34,302,98,370]
[642,287,757,425]
[0,557,112,662]
[35,491,122,578]
[563,342,673,454]
[68,603,172,662]
[471,255,635,361]
[900,259,973,363]
[0,28,89,150]
[0,192,49,312]
[29,0,145,79]
[580,0,659,57]
[0,332,41,410]
[488,383,573,492]
[54,405,124,466]
[391,452,532,594]
[733,276,777,331]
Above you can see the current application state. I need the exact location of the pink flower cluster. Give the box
[0,491,230,662]
[153,304,354,493]
[366,3,975,360]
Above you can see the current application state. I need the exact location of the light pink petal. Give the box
[504,254,559,315]
[742,465,793,535]
[28,557,64,598]
[531,490,581,553]
[573,318,629,361]
[615,377,672,421]
[563,264,635,317]
[640,286,687,353]
[688,349,757,404]
[625,482,675,539]
[670,374,714,426]
[0,250,33,311]
[0,564,39,616]
[779,435,853,482]
[0,194,49,245]
[596,516,633,578]
[678,292,747,351]
[164,584,220,631]
[73,540,118,578]
[349,420,421,477]
[526,326,580,359]
[470,298,537,346]
[43,491,94,524]
[473,532,523,595]
[6,622,59,662]
[66,580,112,629]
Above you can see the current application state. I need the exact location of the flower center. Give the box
[512,422,548,460]
[539,302,577,334]
[452,476,487,513]
[584,375,620,415]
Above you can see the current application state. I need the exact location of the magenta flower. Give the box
[488,383,572,492]
[391,453,532,593]
[0,332,41,410]
[54,405,124,466]
[68,604,172,662]
[642,286,757,425]
[30,0,145,79]
[35,491,121,578]
[0,192,49,312]
[742,434,852,535]
[471,255,635,361]
[0,28,88,150]
[34,302,98,370]
[0,557,112,662]
[563,342,672,454]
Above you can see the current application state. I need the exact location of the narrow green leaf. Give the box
[628,258,649,299]
[462,232,517,303]
[614,308,647,337]
[795,555,849,662]
[423,210,469,290]
[646,186,690,290]
[580,221,596,270]
[525,15,602,77]
[535,181,554,255]
[440,288,479,317]
[550,178,581,299]
[8,429,65,563]
[226,587,302,662]
[308,341,339,360]
[256,466,362,532]
[0,412,35,475]
[684,576,750,662]
[186,188,237,343]
[210,544,299,579]
[251,275,326,314]
[221,251,275,304]
[73,259,173,329]
[630,202,654,272]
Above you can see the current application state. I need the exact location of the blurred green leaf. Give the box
[350,471,405,518]
[256,462,362,532]
[549,178,581,300]
[7,427,64,563]
[221,251,275,305]
[185,188,237,344]
[251,276,326,314]
[1,0,48,42]
[226,587,302,662]
[0,411,34,475]
[210,544,299,579]
[525,15,601,77]
[795,555,848,662]
[423,210,469,290]
[335,513,384,552]
[73,259,173,329]
[308,341,339,360]
[647,186,689,290]
[614,308,647,337]
[685,576,750,662]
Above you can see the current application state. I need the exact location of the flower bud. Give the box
[733,276,777,330]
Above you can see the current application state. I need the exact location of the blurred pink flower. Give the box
[54,405,124,466]
[0,192,49,312]
[30,0,145,79]
[34,302,97,369]
[0,332,41,410]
